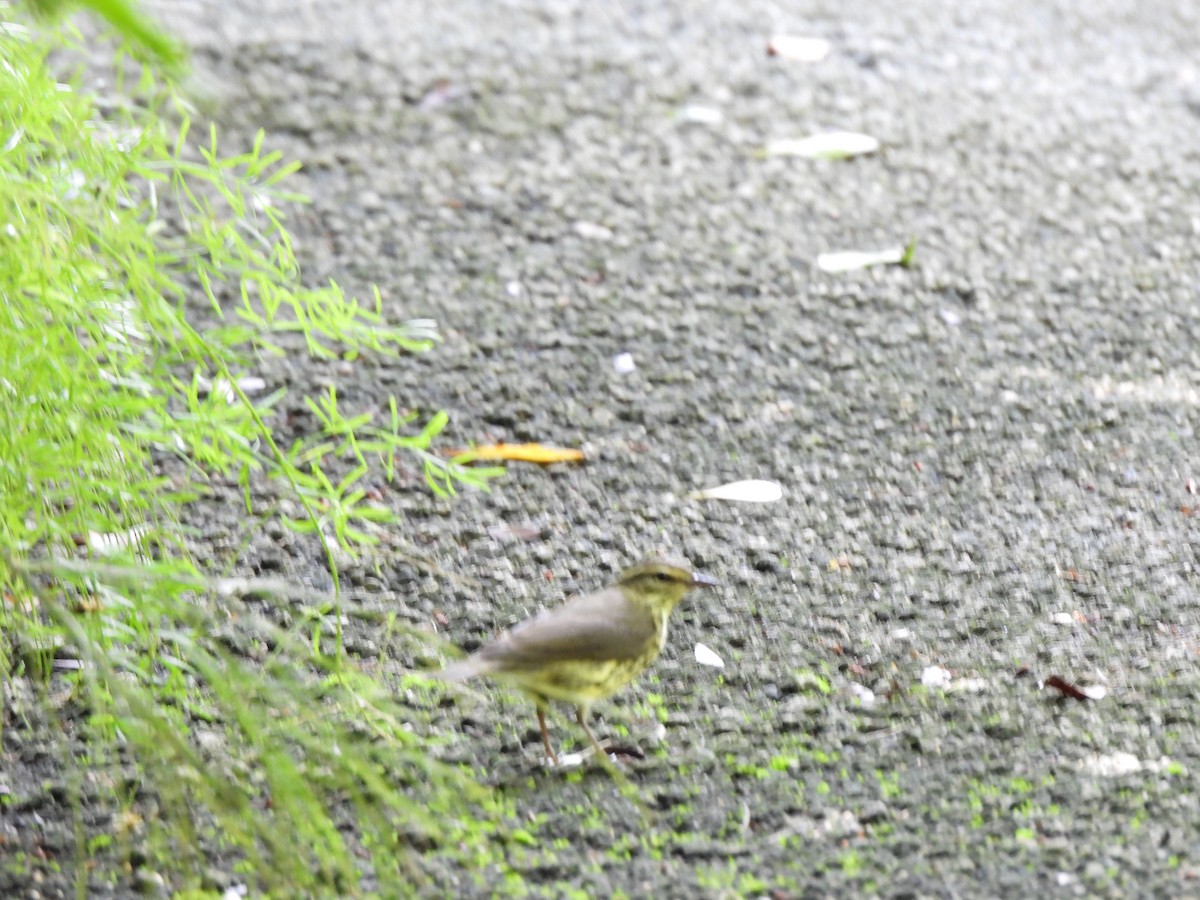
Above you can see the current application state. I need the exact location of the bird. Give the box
[438,558,717,764]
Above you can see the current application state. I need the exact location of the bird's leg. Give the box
[576,706,608,759]
[537,707,559,766]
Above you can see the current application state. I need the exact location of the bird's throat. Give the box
[654,606,670,651]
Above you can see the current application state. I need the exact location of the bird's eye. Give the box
[655,572,671,582]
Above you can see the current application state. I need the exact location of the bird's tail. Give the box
[434,657,486,682]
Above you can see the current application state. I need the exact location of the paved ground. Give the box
[15,0,1200,896]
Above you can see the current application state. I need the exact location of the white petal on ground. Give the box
[400,318,441,342]
[817,247,905,273]
[921,665,953,688]
[1078,752,1142,778]
[694,642,725,668]
[690,479,784,503]
[765,131,880,159]
[198,375,266,403]
[613,352,636,374]
[849,682,876,707]
[573,221,614,241]
[676,104,723,124]
[87,525,149,556]
[3,127,25,153]
[944,677,988,693]
[646,721,668,743]
[767,35,831,62]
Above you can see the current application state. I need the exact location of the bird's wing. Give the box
[475,588,658,671]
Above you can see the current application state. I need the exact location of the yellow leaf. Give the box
[467,443,585,465]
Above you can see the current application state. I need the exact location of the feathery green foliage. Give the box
[1,8,505,894]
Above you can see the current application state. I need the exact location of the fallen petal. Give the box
[1079,752,1141,777]
[921,665,953,688]
[87,525,149,556]
[613,352,636,374]
[767,35,831,62]
[849,682,876,706]
[944,677,988,693]
[765,131,880,159]
[574,221,614,241]
[418,80,468,110]
[675,104,723,125]
[694,642,725,668]
[817,247,905,273]
[486,523,543,544]
[690,479,784,503]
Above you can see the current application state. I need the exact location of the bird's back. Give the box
[439,586,662,696]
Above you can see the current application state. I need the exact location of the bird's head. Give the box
[617,558,718,613]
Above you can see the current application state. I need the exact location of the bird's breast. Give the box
[503,655,652,705]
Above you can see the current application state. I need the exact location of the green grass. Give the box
[1,8,506,895]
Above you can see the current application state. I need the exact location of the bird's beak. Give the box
[690,572,719,588]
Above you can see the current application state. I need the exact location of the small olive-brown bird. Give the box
[439,558,717,764]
